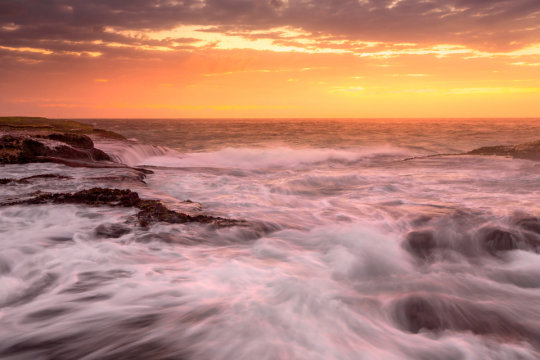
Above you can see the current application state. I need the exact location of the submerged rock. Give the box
[94,223,132,238]
[0,174,72,185]
[0,187,239,227]
[393,293,536,341]
[402,230,436,260]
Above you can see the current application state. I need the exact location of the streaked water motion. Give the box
[1,119,540,360]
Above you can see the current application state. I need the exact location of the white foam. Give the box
[95,141,177,166]
[136,146,410,169]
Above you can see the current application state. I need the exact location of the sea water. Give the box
[1,118,540,359]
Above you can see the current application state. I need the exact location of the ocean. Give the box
[1,118,540,359]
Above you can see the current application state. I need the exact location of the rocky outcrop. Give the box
[0,174,71,185]
[0,134,111,164]
[36,133,95,149]
[0,188,240,227]
[466,140,540,161]
[0,117,127,140]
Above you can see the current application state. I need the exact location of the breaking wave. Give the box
[131,146,411,169]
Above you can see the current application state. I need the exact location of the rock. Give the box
[0,134,111,164]
[515,217,540,234]
[95,223,132,238]
[393,293,535,341]
[0,117,127,140]
[466,145,514,156]
[0,174,71,185]
[0,187,240,227]
[512,140,540,161]
[37,133,94,149]
[466,140,540,162]
[482,228,518,254]
[402,230,436,260]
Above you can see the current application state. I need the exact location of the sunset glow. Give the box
[1,0,539,118]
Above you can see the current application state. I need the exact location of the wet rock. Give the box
[93,128,128,141]
[393,293,537,342]
[402,230,436,260]
[36,133,94,149]
[24,174,72,181]
[0,174,72,185]
[43,156,152,173]
[1,187,240,227]
[466,145,515,156]
[513,140,540,161]
[95,223,132,238]
[397,295,441,333]
[0,134,111,164]
[515,217,540,234]
[477,226,540,255]
[466,139,540,162]
[61,270,132,294]
[481,228,518,254]
[0,257,11,275]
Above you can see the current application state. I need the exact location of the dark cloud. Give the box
[0,0,538,58]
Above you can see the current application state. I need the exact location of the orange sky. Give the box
[1,0,539,118]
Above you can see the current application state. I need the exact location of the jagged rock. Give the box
[36,133,94,149]
[0,134,111,164]
[466,140,540,161]
[466,145,515,156]
[0,187,240,227]
[0,174,71,185]
[513,140,540,161]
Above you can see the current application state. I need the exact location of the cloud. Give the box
[0,0,538,62]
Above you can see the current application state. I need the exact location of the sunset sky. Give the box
[1,0,539,118]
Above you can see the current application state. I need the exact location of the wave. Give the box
[94,142,177,167]
[130,146,411,169]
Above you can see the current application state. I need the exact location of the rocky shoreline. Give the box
[466,140,540,161]
[403,139,540,162]
[0,117,240,229]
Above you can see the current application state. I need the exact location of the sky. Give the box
[0,0,539,118]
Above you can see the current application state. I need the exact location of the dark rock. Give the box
[393,293,537,342]
[466,140,540,162]
[482,228,518,254]
[0,174,71,185]
[0,134,111,164]
[93,128,128,141]
[61,269,132,294]
[397,294,441,333]
[0,117,126,140]
[0,257,11,275]
[466,145,515,156]
[95,223,132,238]
[402,230,436,260]
[512,140,540,161]
[515,217,540,234]
[1,187,240,227]
[38,133,94,149]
